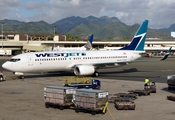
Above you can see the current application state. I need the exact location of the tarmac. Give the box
[0,57,175,120]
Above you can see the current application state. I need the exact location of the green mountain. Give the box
[0,16,172,39]
[3,20,53,33]
[159,23,175,31]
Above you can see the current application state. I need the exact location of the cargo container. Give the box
[74,89,108,115]
[44,86,76,110]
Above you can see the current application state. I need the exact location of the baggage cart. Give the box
[109,97,134,103]
[167,95,175,101]
[114,93,138,99]
[114,99,135,110]
[74,89,108,115]
[44,86,76,110]
[145,82,156,93]
[128,90,150,96]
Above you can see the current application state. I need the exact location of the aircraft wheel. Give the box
[19,76,24,79]
[91,111,96,115]
[45,103,49,108]
[0,77,3,82]
[92,71,99,77]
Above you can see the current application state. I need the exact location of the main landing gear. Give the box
[92,71,99,77]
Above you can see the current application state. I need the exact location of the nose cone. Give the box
[2,62,11,71]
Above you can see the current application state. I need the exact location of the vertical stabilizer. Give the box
[84,34,93,48]
[119,20,148,51]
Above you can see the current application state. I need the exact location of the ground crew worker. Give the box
[86,78,89,83]
[144,77,149,88]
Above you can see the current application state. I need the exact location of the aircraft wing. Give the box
[72,47,172,69]
[86,47,172,68]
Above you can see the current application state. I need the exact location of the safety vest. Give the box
[145,79,149,84]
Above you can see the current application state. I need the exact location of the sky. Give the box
[0,0,175,29]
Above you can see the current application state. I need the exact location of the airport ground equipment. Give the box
[74,89,108,115]
[144,82,156,93]
[114,93,138,99]
[63,76,101,89]
[167,75,175,90]
[0,74,5,82]
[114,99,135,110]
[128,90,150,96]
[44,86,76,110]
[109,97,135,103]
[167,95,175,101]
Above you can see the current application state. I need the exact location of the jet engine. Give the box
[74,65,95,76]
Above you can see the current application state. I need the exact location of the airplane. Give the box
[2,20,172,77]
[53,35,93,51]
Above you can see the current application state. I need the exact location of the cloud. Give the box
[1,0,175,29]
[0,0,21,19]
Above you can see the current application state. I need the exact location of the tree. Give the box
[74,36,80,39]
[108,37,113,39]
[66,33,74,39]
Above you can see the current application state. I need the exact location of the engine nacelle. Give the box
[74,65,95,76]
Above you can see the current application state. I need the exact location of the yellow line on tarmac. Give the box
[107,106,115,120]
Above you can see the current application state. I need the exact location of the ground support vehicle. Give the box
[44,86,76,110]
[167,95,175,101]
[63,76,101,89]
[168,86,175,90]
[114,93,138,99]
[114,99,135,110]
[0,74,5,82]
[167,75,175,90]
[145,82,156,93]
[64,79,101,89]
[74,89,108,115]
[128,90,150,96]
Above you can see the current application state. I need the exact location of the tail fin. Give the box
[84,34,93,48]
[120,20,148,51]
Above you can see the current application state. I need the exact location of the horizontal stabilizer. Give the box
[161,47,172,61]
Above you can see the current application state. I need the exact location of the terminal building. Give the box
[0,32,175,55]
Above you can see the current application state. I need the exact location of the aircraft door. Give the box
[28,56,33,66]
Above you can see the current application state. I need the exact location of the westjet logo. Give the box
[35,52,86,58]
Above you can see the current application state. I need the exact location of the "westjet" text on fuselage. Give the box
[35,52,86,58]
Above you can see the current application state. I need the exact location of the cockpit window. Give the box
[9,58,21,62]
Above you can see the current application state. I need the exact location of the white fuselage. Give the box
[2,50,143,73]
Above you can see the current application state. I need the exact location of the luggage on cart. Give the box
[114,93,138,99]
[114,99,135,110]
[128,90,150,96]
[167,95,175,101]
[145,82,156,93]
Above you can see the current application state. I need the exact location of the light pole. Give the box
[52,26,56,49]
[1,22,5,50]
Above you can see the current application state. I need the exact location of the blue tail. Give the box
[120,20,148,51]
[84,34,93,48]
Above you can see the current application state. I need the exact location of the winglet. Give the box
[161,47,172,61]
[84,34,93,48]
